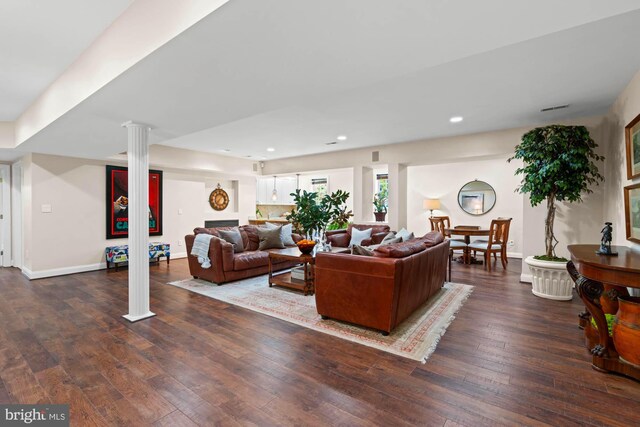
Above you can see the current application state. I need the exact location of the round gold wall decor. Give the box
[209,184,229,211]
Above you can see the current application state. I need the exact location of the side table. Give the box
[567,244,640,381]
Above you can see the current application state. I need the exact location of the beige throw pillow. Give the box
[258,226,285,250]
[265,222,296,246]
[351,244,375,256]
[218,228,244,253]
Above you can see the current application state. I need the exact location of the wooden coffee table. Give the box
[268,246,348,296]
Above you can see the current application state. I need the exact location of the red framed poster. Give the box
[106,165,163,239]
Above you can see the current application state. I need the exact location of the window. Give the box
[311,178,328,199]
[376,173,388,196]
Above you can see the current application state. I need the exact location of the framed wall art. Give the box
[106,165,163,239]
[625,113,640,180]
[624,183,640,244]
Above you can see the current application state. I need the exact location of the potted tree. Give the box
[373,188,388,222]
[509,125,604,300]
[286,189,350,240]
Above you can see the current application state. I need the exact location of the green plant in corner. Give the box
[509,125,604,261]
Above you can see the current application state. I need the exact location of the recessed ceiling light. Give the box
[336,135,347,141]
[449,116,463,123]
[266,147,275,152]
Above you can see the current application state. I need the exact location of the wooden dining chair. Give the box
[431,217,466,281]
[467,218,512,272]
[471,217,512,263]
[429,216,464,242]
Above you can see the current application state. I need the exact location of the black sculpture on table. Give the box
[596,222,617,256]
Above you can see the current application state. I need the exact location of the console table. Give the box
[567,244,640,381]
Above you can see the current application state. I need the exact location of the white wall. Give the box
[407,155,524,256]
[0,122,14,149]
[296,168,354,213]
[22,151,256,278]
[602,69,640,248]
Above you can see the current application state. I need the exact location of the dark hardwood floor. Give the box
[0,258,638,426]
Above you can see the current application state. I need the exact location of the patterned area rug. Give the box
[166,276,473,362]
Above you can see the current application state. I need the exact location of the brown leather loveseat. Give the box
[314,231,449,334]
[326,223,391,248]
[185,225,301,284]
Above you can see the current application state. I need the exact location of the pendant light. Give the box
[271,176,278,201]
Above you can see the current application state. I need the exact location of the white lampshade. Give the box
[423,199,441,210]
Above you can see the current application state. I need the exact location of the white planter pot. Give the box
[525,256,573,301]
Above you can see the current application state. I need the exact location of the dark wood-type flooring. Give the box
[0,258,639,426]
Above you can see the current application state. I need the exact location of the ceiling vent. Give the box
[372,151,380,162]
[325,141,338,145]
[540,104,570,112]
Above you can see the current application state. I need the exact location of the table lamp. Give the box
[423,199,441,217]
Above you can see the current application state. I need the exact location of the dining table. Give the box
[444,225,490,264]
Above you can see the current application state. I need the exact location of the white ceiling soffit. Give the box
[0,0,132,120]
[16,0,640,160]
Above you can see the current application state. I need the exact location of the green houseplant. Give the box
[286,189,350,238]
[327,205,354,230]
[509,124,604,300]
[373,188,388,222]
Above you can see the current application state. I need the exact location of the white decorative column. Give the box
[353,166,374,223]
[122,121,155,322]
[388,163,408,231]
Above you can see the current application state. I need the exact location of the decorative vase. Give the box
[613,296,640,367]
[601,285,629,314]
[525,256,573,301]
[374,211,387,222]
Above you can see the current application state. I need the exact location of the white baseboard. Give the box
[507,252,523,259]
[22,262,107,280]
[520,273,533,283]
[22,253,186,280]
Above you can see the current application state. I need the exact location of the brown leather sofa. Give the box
[314,231,449,334]
[326,223,391,247]
[185,225,302,284]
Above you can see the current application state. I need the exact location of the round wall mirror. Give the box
[457,180,496,215]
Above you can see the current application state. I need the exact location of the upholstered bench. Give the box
[105,242,171,271]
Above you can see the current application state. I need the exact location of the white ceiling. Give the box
[0,0,132,120]
[13,0,640,161]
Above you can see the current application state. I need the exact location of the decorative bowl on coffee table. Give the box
[297,240,316,254]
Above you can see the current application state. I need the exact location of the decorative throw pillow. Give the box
[381,236,402,246]
[218,228,244,253]
[258,226,285,250]
[266,222,296,246]
[380,232,398,245]
[349,227,372,247]
[351,244,375,256]
[396,228,415,242]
